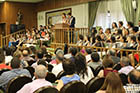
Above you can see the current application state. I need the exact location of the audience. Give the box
[118,57,134,75]
[98,55,117,77]
[88,52,101,70]
[56,58,80,90]
[52,49,64,76]
[97,72,125,93]
[75,52,94,84]
[17,65,52,93]
[124,70,140,92]
[0,57,31,90]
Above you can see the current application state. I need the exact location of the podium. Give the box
[52,23,70,43]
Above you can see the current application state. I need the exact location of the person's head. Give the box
[11,57,21,69]
[101,72,125,93]
[102,55,114,68]
[78,34,84,41]
[132,27,139,33]
[99,28,103,34]
[118,21,123,28]
[127,22,134,28]
[108,49,116,56]
[22,50,29,57]
[112,22,118,28]
[62,13,66,18]
[110,36,116,43]
[5,47,12,56]
[96,35,102,42]
[85,48,92,55]
[0,54,5,64]
[91,52,100,62]
[120,36,127,43]
[67,12,72,18]
[105,28,111,34]
[128,70,140,84]
[37,59,47,67]
[13,50,22,59]
[29,46,36,54]
[35,65,47,79]
[62,58,76,75]
[69,47,77,56]
[75,52,87,78]
[117,29,122,35]
[36,50,44,59]
[56,49,64,63]
[41,46,47,55]
[120,57,130,67]
[130,35,136,43]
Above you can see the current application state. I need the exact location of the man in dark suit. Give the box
[68,13,76,43]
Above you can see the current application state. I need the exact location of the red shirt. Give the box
[0,64,12,70]
[104,69,117,77]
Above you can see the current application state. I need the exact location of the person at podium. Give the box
[62,13,68,24]
[68,13,76,43]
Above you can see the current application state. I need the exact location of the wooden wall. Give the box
[37,0,96,12]
[0,2,37,35]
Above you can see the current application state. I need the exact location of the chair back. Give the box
[60,81,86,93]
[0,68,10,75]
[86,77,105,93]
[6,75,32,93]
[94,65,104,76]
[24,66,35,78]
[33,86,58,93]
[45,72,57,83]
[57,71,66,79]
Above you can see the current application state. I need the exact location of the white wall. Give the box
[37,3,89,28]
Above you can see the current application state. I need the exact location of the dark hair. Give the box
[112,22,118,28]
[119,21,123,26]
[85,48,92,54]
[128,70,140,84]
[127,22,134,27]
[132,27,139,33]
[54,48,62,54]
[41,46,47,55]
[111,36,116,43]
[117,29,122,35]
[79,34,84,40]
[0,54,5,63]
[91,52,100,62]
[36,50,44,59]
[75,52,88,79]
[69,47,77,56]
[5,47,12,56]
[29,46,36,54]
[131,36,136,42]
[62,13,66,17]
[62,58,76,75]
[11,57,21,69]
[122,36,127,43]
[96,35,101,41]
[68,12,72,16]
[37,59,47,67]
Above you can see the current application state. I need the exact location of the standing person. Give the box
[67,13,76,43]
[62,13,68,24]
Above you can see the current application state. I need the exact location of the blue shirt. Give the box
[61,74,80,85]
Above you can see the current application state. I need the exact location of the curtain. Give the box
[88,1,99,27]
[135,0,140,25]
[120,0,135,24]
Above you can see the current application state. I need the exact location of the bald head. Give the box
[35,65,47,79]
[22,50,28,57]
[128,70,140,84]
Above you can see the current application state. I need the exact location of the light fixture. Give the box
[132,0,137,11]
[107,10,111,17]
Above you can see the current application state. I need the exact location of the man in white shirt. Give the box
[52,50,64,76]
[17,65,52,93]
[118,57,134,75]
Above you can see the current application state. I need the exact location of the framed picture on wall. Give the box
[46,8,71,26]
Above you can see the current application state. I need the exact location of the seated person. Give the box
[97,72,125,93]
[88,52,101,70]
[0,57,31,89]
[76,34,84,46]
[17,65,52,93]
[56,58,80,90]
[98,55,117,77]
[118,57,134,75]
[124,70,140,92]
